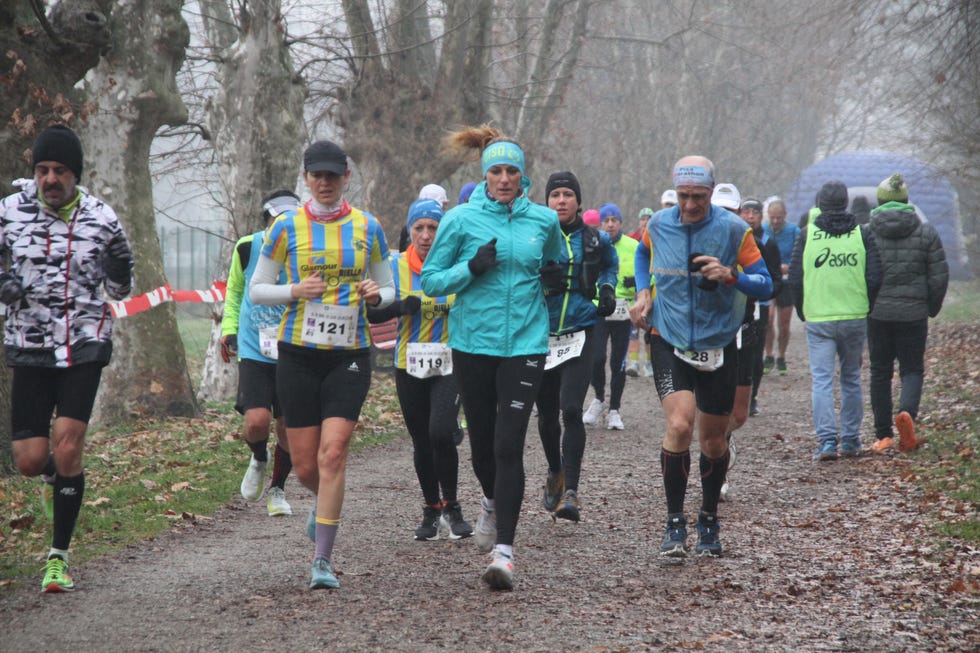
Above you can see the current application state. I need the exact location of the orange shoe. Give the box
[870,437,894,453]
[895,411,918,452]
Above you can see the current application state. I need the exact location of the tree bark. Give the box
[0,0,111,470]
[196,0,308,404]
[84,0,198,422]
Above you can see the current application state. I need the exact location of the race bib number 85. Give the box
[545,330,586,370]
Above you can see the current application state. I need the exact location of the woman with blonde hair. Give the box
[421,126,563,590]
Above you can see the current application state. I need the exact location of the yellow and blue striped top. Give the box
[261,205,389,350]
[391,251,454,369]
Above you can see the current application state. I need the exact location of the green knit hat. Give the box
[877,173,909,204]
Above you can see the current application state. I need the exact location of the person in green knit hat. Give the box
[866,173,948,453]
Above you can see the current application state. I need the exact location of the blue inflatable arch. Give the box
[783,151,971,279]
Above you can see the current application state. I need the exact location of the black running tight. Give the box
[453,350,545,546]
[395,370,462,506]
[537,327,595,492]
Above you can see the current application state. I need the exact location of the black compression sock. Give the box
[661,449,690,515]
[52,472,84,552]
[247,439,269,462]
[270,443,292,490]
[699,450,731,515]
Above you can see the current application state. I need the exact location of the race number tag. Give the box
[302,303,357,347]
[545,330,586,370]
[258,326,279,360]
[406,342,453,379]
[605,298,631,321]
[673,346,724,372]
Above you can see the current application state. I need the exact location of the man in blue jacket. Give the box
[631,155,772,558]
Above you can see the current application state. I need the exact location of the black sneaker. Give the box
[776,358,788,375]
[414,505,442,541]
[749,399,760,417]
[695,512,722,557]
[660,513,688,557]
[542,469,565,512]
[439,502,473,539]
[553,489,580,522]
[763,356,774,374]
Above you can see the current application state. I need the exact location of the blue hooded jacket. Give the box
[546,223,618,335]
[421,180,564,356]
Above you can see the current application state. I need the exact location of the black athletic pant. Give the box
[395,370,462,506]
[537,327,595,492]
[591,318,631,410]
[750,305,770,401]
[453,350,545,547]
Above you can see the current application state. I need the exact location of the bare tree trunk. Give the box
[0,0,111,470]
[84,0,197,422]
[195,0,307,404]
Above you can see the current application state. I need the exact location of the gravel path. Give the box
[2,329,977,652]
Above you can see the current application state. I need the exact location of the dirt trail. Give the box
[1,332,976,652]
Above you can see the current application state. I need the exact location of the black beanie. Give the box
[816,180,848,213]
[545,171,582,205]
[32,125,83,180]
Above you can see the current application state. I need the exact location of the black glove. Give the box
[102,236,133,285]
[220,334,238,363]
[623,275,636,289]
[538,260,566,294]
[688,252,717,291]
[468,238,498,276]
[596,284,617,317]
[400,295,422,315]
[0,272,25,305]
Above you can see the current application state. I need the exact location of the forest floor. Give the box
[1,323,978,652]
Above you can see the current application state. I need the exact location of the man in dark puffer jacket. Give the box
[866,174,948,454]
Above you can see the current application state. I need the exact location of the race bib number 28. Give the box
[673,346,724,372]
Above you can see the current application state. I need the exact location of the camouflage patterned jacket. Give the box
[0,180,132,368]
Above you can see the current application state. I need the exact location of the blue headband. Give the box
[673,164,714,189]
[407,198,444,229]
[481,142,525,176]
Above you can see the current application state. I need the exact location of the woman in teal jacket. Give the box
[421,126,563,591]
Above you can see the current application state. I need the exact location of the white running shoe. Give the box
[720,482,733,502]
[474,508,497,553]
[266,487,293,516]
[481,549,514,590]
[240,456,267,502]
[606,409,625,430]
[643,361,654,377]
[582,399,605,426]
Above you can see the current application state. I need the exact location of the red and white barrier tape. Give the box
[109,281,227,318]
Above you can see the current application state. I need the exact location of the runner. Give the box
[421,125,563,590]
[536,171,618,523]
[220,190,299,516]
[1,125,134,592]
[631,155,772,557]
[249,140,395,590]
[763,199,800,375]
[583,203,638,430]
[367,198,472,541]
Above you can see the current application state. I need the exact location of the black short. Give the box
[735,319,765,387]
[236,358,281,417]
[276,342,372,428]
[774,283,794,308]
[649,334,737,416]
[11,363,103,440]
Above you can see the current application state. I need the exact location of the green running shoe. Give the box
[41,557,74,593]
[310,558,339,589]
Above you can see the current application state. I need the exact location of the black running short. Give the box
[235,358,282,417]
[275,342,372,428]
[11,363,103,440]
[649,334,738,416]
[774,282,794,308]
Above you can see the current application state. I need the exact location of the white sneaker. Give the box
[474,508,497,553]
[582,399,605,426]
[606,409,624,430]
[266,487,293,516]
[240,456,267,502]
[625,361,640,377]
[643,362,654,377]
[720,482,733,502]
[481,549,514,590]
